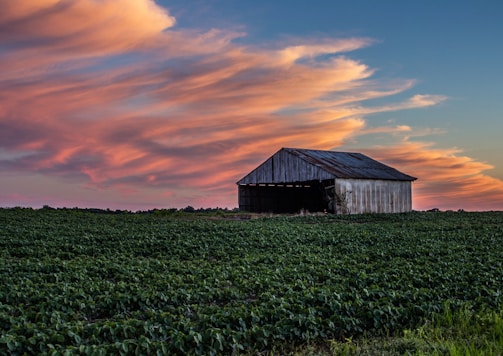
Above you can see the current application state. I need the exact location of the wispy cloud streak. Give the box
[364,142,503,211]
[0,0,501,210]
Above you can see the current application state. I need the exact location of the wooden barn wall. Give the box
[334,179,412,214]
[239,150,333,184]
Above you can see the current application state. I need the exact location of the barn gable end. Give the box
[237,148,416,214]
[238,148,334,184]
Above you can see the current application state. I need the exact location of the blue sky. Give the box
[0,0,502,210]
[163,0,503,166]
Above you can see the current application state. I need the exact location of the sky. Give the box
[0,0,502,211]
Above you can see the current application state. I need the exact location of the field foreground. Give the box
[1,209,502,355]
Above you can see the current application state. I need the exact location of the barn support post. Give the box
[322,179,337,214]
[331,178,337,214]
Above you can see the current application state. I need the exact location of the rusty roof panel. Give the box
[237,148,417,184]
[285,148,416,181]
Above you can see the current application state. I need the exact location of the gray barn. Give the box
[237,147,417,214]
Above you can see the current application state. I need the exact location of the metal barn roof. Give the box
[237,147,417,184]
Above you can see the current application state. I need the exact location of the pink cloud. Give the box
[362,141,503,211]
[0,0,501,211]
[0,0,175,53]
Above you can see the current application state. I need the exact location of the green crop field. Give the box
[1,208,502,355]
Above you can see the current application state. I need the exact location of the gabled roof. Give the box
[237,147,417,184]
[285,148,417,180]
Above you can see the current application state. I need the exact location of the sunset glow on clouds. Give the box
[1,0,502,211]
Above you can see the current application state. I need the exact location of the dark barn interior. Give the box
[238,179,332,213]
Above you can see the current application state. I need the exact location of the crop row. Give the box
[1,208,502,354]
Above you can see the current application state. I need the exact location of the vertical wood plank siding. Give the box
[239,150,334,184]
[334,179,412,214]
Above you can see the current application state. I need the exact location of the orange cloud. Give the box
[362,141,503,211]
[0,0,175,54]
[0,0,501,210]
[276,38,374,65]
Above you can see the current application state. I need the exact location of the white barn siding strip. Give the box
[335,179,412,214]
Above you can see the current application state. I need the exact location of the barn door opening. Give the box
[238,180,330,213]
